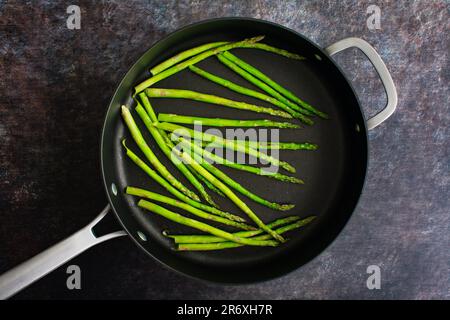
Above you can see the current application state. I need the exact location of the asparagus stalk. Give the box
[179,138,303,184]
[158,113,299,129]
[217,53,312,120]
[154,122,296,173]
[122,141,244,222]
[188,65,310,122]
[165,216,301,243]
[186,165,225,197]
[126,188,253,230]
[135,36,264,93]
[150,41,303,76]
[183,145,295,211]
[138,200,278,247]
[177,216,316,251]
[121,106,199,201]
[136,96,217,207]
[139,95,223,202]
[203,140,318,151]
[221,51,328,119]
[146,88,292,119]
[150,41,229,75]
[157,129,226,199]
[168,142,286,242]
[256,142,318,150]
[238,43,305,60]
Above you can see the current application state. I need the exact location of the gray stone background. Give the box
[0,0,448,299]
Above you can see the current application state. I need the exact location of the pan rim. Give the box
[100,17,369,285]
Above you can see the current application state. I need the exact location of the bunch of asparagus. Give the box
[121,36,327,251]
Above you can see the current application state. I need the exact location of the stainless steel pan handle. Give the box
[0,205,126,299]
[325,37,398,130]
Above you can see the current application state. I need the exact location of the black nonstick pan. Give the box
[0,18,397,298]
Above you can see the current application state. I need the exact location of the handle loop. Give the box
[325,37,397,130]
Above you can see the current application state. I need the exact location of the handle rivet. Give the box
[355,124,360,132]
[137,231,147,241]
[314,54,322,61]
[111,183,118,196]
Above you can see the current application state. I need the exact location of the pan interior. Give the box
[101,19,367,283]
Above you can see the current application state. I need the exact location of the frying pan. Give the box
[0,18,397,299]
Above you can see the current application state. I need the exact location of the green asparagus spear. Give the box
[203,140,318,151]
[256,142,318,150]
[154,122,296,173]
[158,130,225,198]
[217,53,313,121]
[168,143,286,242]
[221,51,328,119]
[188,65,311,121]
[158,113,299,129]
[146,88,292,119]
[138,94,222,203]
[186,165,226,197]
[122,141,244,222]
[180,142,295,211]
[165,215,302,243]
[238,42,305,60]
[135,97,217,207]
[179,138,303,184]
[121,106,199,201]
[138,199,278,247]
[135,36,264,93]
[151,41,303,76]
[126,188,253,230]
[150,42,229,75]
[177,216,316,251]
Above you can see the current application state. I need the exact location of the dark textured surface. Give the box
[0,0,449,299]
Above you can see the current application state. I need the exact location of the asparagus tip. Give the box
[249,35,265,43]
[283,165,296,174]
[276,234,286,243]
[292,54,306,60]
[223,213,247,223]
[304,215,317,223]
[319,112,330,119]
[280,204,295,211]
[204,195,220,209]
